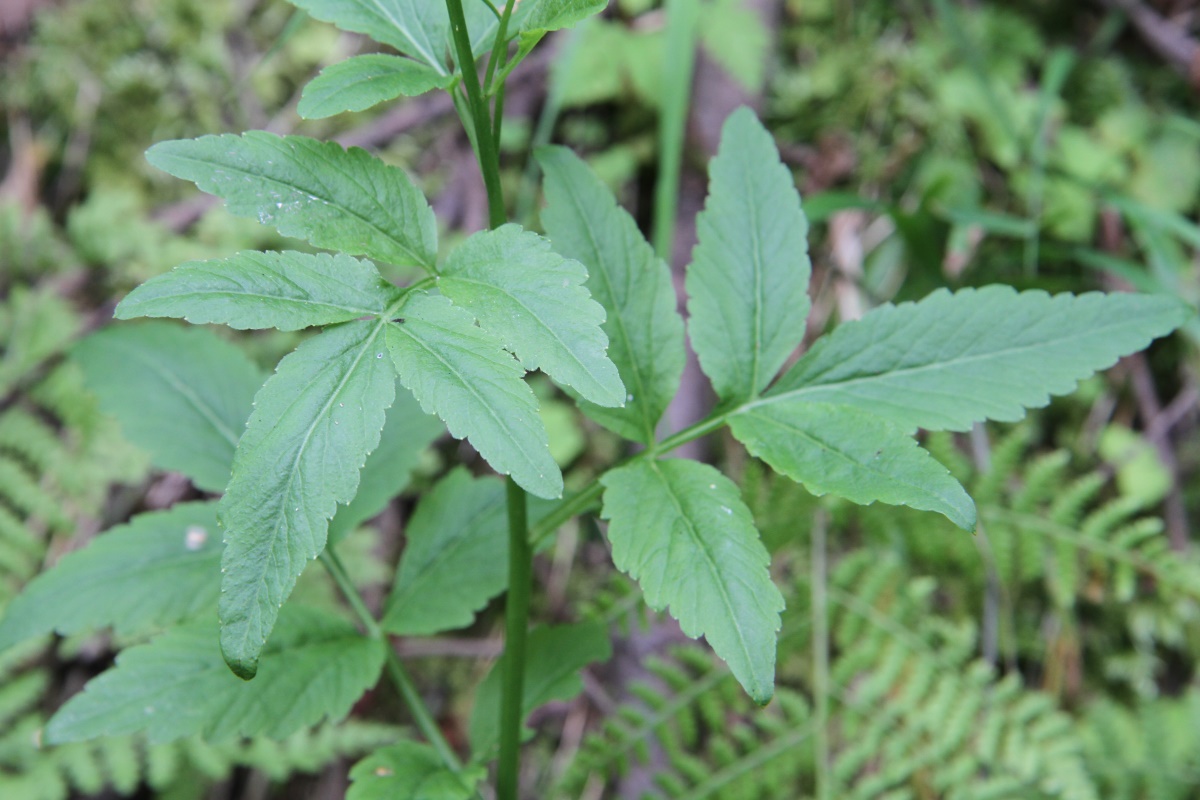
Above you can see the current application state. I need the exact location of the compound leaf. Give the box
[469,622,611,756]
[299,55,452,119]
[328,387,442,544]
[147,132,437,271]
[386,291,561,499]
[46,606,384,744]
[439,224,624,407]
[766,286,1191,432]
[219,319,395,679]
[0,502,221,651]
[537,146,685,443]
[729,402,976,530]
[116,251,401,331]
[686,106,811,403]
[348,742,485,800]
[382,469,507,636]
[73,323,263,493]
[600,460,782,703]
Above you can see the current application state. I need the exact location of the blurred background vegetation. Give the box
[1,0,1199,797]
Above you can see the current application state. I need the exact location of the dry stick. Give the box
[1097,0,1200,83]
[1126,352,1191,549]
[394,637,505,659]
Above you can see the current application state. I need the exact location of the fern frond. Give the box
[826,556,1098,800]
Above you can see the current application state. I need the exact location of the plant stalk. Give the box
[497,477,531,800]
[651,0,699,261]
[444,5,533,796]
[319,550,460,770]
[445,0,506,228]
[531,411,732,546]
[811,509,831,800]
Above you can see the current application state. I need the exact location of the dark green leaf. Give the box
[46,606,384,743]
[766,287,1191,432]
[0,502,220,651]
[469,622,611,756]
[537,146,685,443]
[439,224,625,407]
[72,323,263,493]
[348,742,485,800]
[116,251,401,331]
[381,469,507,636]
[686,107,811,403]
[219,320,395,679]
[147,133,437,271]
[386,291,561,499]
[729,402,976,530]
[600,459,782,704]
[299,55,453,119]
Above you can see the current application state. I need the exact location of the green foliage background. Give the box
[0,0,1197,797]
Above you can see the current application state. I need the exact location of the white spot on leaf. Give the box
[185,526,208,551]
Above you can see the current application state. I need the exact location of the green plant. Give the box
[0,1,1189,797]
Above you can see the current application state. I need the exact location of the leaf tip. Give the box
[226,655,258,681]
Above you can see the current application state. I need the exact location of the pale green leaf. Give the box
[512,0,608,62]
[382,469,506,636]
[537,146,685,443]
[697,0,768,92]
[521,0,607,33]
[686,106,811,403]
[115,251,401,331]
[287,0,453,73]
[439,224,624,407]
[469,622,611,756]
[46,606,385,744]
[766,287,1191,432]
[328,387,443,544]
[287,0,518,72]
[386,291,561,499]
[299,55,453,119]
[0,502,220,651]
[146,133,437,271]
[729,402,976,530]
[72,323,263,493]
[219,320,396,679]
[600,459,782,704]
[348,742,485,800]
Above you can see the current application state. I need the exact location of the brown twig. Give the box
[1098,0,1200,86]
[1126,352,1192,549]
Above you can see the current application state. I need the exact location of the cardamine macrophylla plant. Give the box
[0,0,1188,795]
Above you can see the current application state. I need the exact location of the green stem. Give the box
[445,5,531,794]
[497,477,531,800]
[530,481,604,545]
[811,509,831,800]
[445,0,505,228]
[484,0,516,95]
[319,550,460,770]
[654,411,729,454]
[531,411,732,547]
[651,0,700,261]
